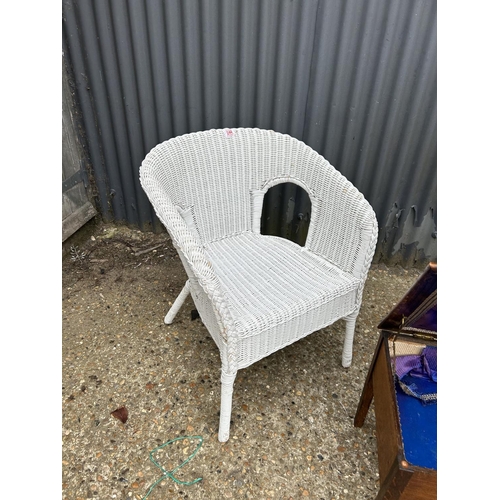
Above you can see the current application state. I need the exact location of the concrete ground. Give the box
[62,221,422,500]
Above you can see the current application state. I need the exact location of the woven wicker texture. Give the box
[139,128,378,441]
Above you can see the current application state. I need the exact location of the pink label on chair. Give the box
[224,128,235,138]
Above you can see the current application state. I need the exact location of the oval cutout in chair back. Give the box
[260,182,312,247]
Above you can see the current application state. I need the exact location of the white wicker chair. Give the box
[140,128,378,442]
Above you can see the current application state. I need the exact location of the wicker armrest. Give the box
[139,170,236,340]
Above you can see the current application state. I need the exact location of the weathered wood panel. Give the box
[62,56,96,242]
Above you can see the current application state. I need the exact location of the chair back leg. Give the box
[218,370,237,442]
[164,280,191,324]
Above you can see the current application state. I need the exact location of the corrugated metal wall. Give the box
[62,0,436,266]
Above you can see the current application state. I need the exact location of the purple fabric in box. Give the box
[394,346,437,382]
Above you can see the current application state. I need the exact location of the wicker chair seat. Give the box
[206,232,360,345]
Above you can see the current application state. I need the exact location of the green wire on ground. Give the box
[142,435,203,499]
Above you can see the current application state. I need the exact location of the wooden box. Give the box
[355,263,437,500]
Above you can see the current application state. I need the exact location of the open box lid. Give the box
[378,262,437,337]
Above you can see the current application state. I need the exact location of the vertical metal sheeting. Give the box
[62,0,436,266]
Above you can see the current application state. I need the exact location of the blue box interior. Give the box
[395,375,437,470]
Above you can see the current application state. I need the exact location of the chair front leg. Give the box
[342,311,359,368]
[218,370,237,442]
